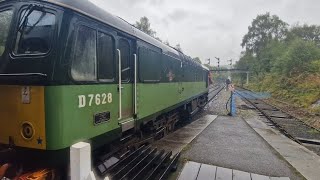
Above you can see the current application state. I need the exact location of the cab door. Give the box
[116,36,136,131]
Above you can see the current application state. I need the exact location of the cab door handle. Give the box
[117,85,124,92]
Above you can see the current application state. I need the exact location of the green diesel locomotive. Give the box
[0,0,209,155]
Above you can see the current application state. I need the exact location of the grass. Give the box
[247,73,320,113]
[307,129,320,134]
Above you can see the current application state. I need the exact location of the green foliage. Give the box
[272,39,320,76]
[175,44,183,52]
[309,60,320,73]
[241,12,288,54]
[287,24,320,46]
[164,40,170,46]
[249,74,320,110]
[134,16,156,37]
[235,51,260,83]
[134,17,176,46]
[258,40,286,73]
[236,13,320,112]
[192,57,201,64]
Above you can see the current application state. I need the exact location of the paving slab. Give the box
[233,169,251,180]
[177,161,201,180]
[245,115,320,180]
[216,166,232,180]
[251,173,271,180]
[196,163,216,180]
[182,116,304,180]
[153,115,218,155]
[177,161,290,180]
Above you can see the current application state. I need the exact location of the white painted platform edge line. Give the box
[187,115,218,144]
[244,116,320,159]
[252,121,320,159]
[245,119,320,180]
[167,115,218,144]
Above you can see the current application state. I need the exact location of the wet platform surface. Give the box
[236,94,320,180]
[153,115,218,155]
[181,116,304,180]
[178,161,290,180]
[245,115,320,180]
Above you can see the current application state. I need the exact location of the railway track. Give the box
[207,85,225,102]
[96,145,180,180]
[0,85,224,180]
[93,85,224,180]
[236,87,320,155]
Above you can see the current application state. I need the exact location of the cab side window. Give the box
[14,9,56,55]
[118,39,130,81]
[71,25,97,81]
[139,47,161,82]
[97,32,115,81]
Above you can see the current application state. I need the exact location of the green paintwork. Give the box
[137,82,207,119]
[44,84,125,150]
[44,82,207,150]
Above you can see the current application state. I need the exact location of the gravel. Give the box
[205,87,231,116]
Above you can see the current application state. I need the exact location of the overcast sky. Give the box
[90,0,320,65]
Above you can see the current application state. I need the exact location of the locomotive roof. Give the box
[22,0,204,68]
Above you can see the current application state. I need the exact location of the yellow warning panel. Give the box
[0,85,46,149]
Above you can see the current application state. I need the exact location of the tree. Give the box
[236,51,257,74]
[258,40,286,73]
[203,64,214,70]
[134,16,156,37]
[175,44,183,52]
[241,12,288,54]
[155,37,162,42]
[193,57,201,64]
[272,38,320,76]
[288,24,320,46]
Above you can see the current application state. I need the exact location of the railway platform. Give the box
[177,116,302,180]
[162,89,320,180]
[177,161,290,180]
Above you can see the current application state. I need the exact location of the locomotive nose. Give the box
[0,85,46,149]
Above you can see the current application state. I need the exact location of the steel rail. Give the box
[235,89,303,145]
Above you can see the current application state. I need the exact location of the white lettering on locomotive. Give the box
[78,95,86,108]
[78,93,112,108]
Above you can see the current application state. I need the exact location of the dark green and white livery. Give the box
[0,0,209,153]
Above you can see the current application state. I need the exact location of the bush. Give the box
[272,39,320,76]
[309,60,320,73]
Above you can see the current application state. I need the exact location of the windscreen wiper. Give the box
[25,11,46,34]
[17,4,44,33]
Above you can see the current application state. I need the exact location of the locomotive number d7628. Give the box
[78,93,113,108]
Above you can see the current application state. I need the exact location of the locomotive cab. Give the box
[0,1,60,150]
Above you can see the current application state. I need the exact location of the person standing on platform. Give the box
[225,78,231,91]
